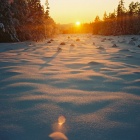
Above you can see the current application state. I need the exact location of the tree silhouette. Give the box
[0,0,57,42]
[92,0,140,35]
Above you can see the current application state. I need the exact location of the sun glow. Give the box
[76,21,81,26]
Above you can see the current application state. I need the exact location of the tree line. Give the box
[0,0,140,42]
[0,0,59,42]
[93,0,140,35]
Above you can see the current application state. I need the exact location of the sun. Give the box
[75,21,81,26]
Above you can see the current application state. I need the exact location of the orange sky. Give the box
[41,0,139,24]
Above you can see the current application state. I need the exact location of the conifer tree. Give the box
[0,0,57,42]
[117,0,126,34]
[92,0,140,35]
[0,0,19,42]
[11,0,30,40]
[93,16,102,34]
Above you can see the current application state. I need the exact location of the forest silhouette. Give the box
[0,0,140,42]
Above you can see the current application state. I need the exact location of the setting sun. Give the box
[76,21,81,26]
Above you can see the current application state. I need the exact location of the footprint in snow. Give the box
[47,41,51,43]
[76,38,80,41]
[57,47,62,51]
[112,44,118,48]
[97,46,105,50]
[129,40,135,45]
[60,42,66,45]
[70,44,75,47]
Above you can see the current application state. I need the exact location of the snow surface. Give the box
[0,34,140,140]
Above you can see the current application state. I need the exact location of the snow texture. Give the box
[0,34,140,140]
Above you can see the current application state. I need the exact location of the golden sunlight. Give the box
[75,21,81,26]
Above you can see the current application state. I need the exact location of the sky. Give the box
[41,0,139,24]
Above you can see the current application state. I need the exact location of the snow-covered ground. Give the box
[0,34,140,140]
